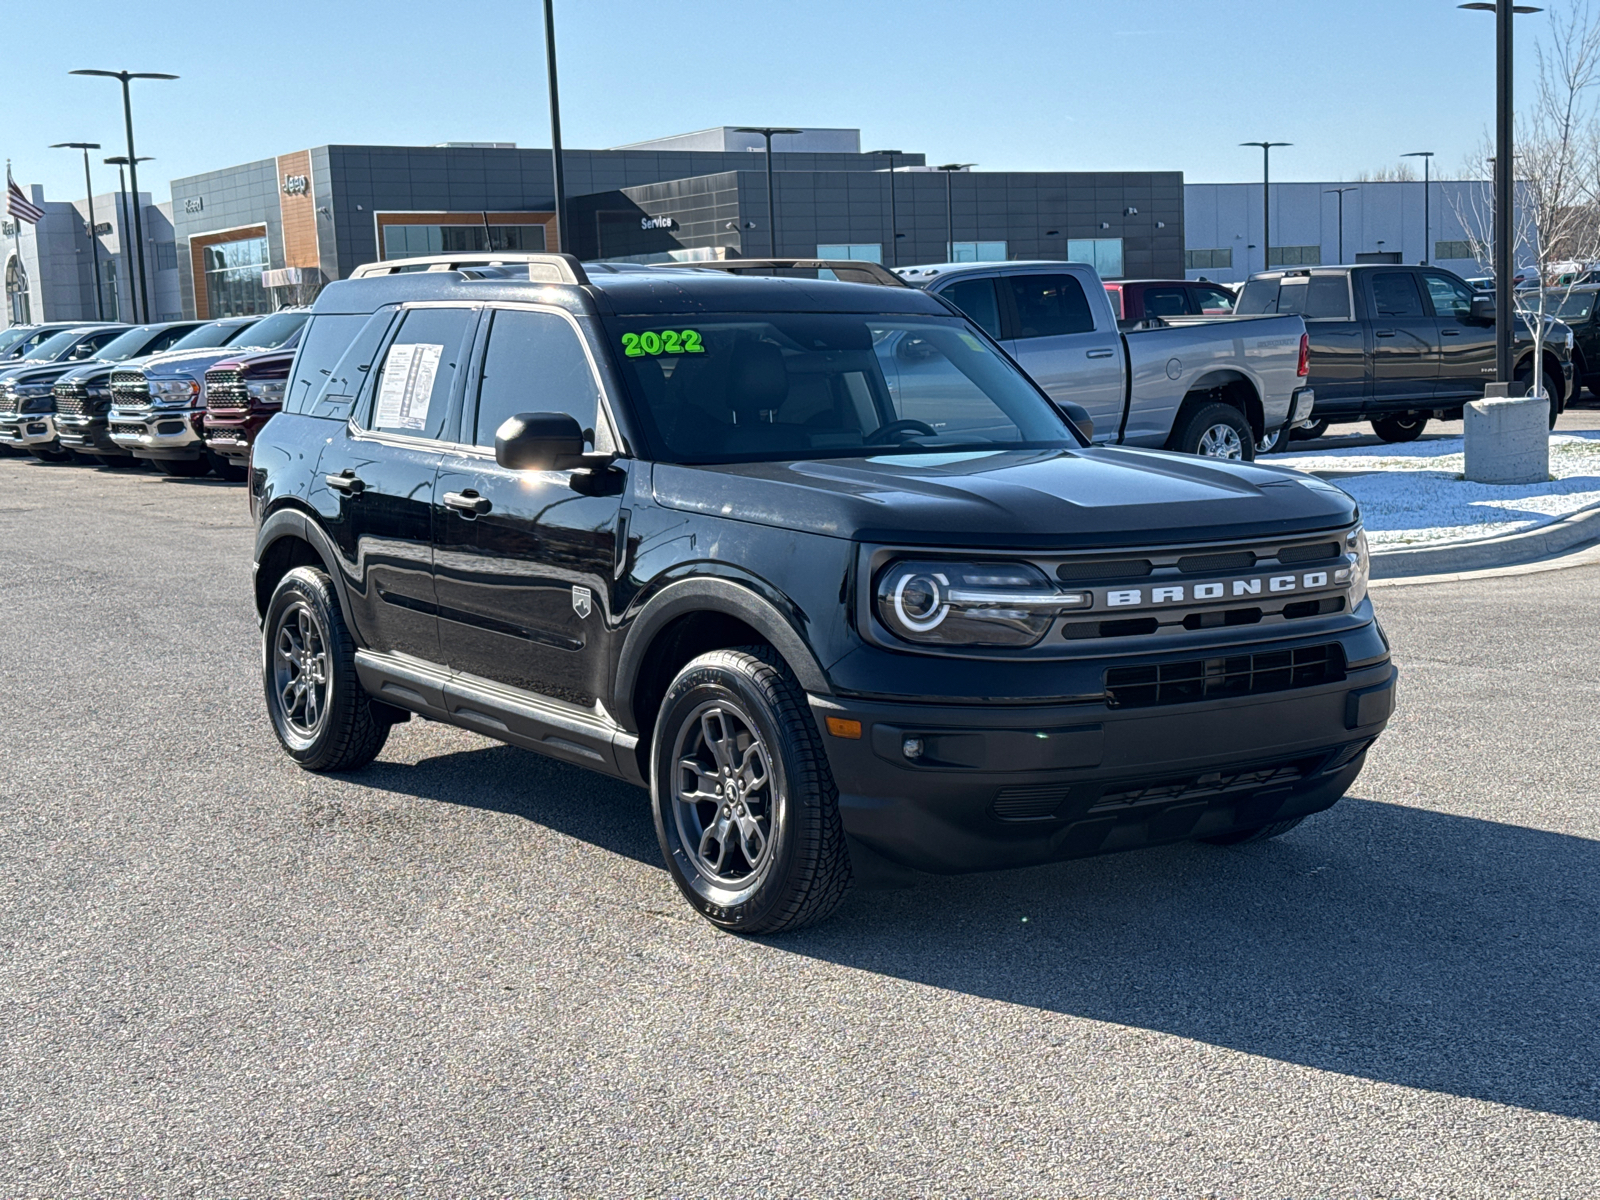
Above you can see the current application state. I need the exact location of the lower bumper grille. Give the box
[1105,643,1345,709]
[110,423,144,437]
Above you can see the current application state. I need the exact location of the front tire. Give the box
[1371,413,1427,443]
[1173,402,1255,461]
[28,443,72,463]
[208,452,247,482]
[163,456,211,478]
[263,566,390,772]
[651,647,852,934]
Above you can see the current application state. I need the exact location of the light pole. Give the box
[871,149,902,266]
[51,142,104,320]
[937,163,976,260]
[542,0,567,254]
[1401,151,1435,264]
[1241,141,1291,273]
[1324,186,1358,264]
[104,155,150,324]
[70,69,177,323]
[1460,2,1541,382]
[736,127,802,257]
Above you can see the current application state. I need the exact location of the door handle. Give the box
[1374,330,1396,338]
[443,489,493,516]
[325,471,365,494]
[1086,348,1117,359]
[1441,328,1461,336]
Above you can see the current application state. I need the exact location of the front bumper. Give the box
[108,407,207,460]
[56,414,128,456]
[811,656,1396,873]
[204,410,271,462]
[0,412,59,448]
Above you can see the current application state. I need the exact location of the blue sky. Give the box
[3,0,1548,203]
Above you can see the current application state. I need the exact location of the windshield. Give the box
[91,325,163,362]
[232,310,307,349]
[606,313,1076,464]
[170,320,255,351]
[1546,292,1596,322]
[22,330,96,361]
[0,327,36,356]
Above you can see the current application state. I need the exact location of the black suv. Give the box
[252,254,1396,933]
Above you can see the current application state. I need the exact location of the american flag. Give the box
[6,167,44,226]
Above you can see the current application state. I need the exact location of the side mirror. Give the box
[1057,400,1095,442]
[494,411,587,471]
[1469,296,1495,323]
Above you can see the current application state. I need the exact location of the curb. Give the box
[1371,541,1600,588]
[1370,503,1600,578]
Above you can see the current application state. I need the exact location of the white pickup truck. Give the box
[894,261,1314,460]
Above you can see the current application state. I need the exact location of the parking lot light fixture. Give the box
[51,142,104,320]
[70,69,177,323]
[871,150,903,265]
[1402,151,1436,264]
[1241,142,1291,273]
[1324,187,1358,264]
[1459,1,1542,381]
[735,128,802,257]
[104,155,151,324]
[936,164,977,261]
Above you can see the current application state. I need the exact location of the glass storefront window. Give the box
[816,243,882,263]
[203,236,272,317]
[381,223,547,260]
[951,241,1007,263]
[1067,238,1124,279]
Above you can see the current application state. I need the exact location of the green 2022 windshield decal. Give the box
[621,329,705,357]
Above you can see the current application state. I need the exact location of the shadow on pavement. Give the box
[354,739,1600,1121]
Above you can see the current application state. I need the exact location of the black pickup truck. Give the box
[1239,264,1575,442]
[250,253,1395,933]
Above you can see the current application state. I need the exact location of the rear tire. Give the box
[1173,402,1255,461]
[163,456,211,478]
[1371,414,1428,443]
[263,566,390,772]
[1203,816,1306,845]
[1291,417,1330,441]
[1514,364,1561,429]
[651,646,852,934]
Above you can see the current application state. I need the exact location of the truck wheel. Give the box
[1174,402,1254,461]
[1371,414,1427,443]
[29,443,72,463]
[1512,366,1561,428]
[1203,816,1306,845]
[263,566,391,772]
[163,457,211,478]
[1291,417,1329,441]
[208,452,247,482]
[652,647,852,934]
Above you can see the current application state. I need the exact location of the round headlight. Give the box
[875,560,1086,647]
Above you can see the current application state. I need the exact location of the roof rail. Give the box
[651,258,908,288]
[349,252,589,285]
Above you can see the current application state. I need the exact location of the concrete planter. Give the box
[1464,388,1548,485]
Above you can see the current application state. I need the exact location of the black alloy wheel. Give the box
[1371,414,1428,443]
[652,647,852,933]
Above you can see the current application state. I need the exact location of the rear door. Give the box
[433,305,623,707]
[1423,271,1494,401]
[995,270,1124,439]
[1365,270,1440,402]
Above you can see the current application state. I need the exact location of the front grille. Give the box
[110,371,150,408]
[1177,550,1256,574]
[1278,541,1341,565]
[1104,643,1345,709]
[1056,558,1154,582]
[205,368,247,410]
[1093,758,1313,811]
[53,380,90,416]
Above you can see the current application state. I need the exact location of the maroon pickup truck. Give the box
[203,347,293,473]
[1105,279,1237,329]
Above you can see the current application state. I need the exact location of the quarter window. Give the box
[473,309,600,447]
[285,312,387,414]
[1007,274,1096,338]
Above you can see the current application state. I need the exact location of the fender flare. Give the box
[613,575,834,730]
[253,505,353,623]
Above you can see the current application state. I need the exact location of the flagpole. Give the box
[6,161,21,326]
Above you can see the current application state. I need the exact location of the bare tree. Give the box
[1354,163,1419,182]
[1455,2,1600,408]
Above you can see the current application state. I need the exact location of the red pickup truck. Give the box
[203,347,294,475]
[1105,279,1237,329]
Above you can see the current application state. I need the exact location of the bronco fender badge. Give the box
[572,586,592,619]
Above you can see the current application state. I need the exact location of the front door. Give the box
[1422,271,1495,402]
[997,271,1125,440]
[433,306,623,707]
[1365,270,1440,403]
[318,303,478,662]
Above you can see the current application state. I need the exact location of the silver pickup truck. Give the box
[894,261,1313,460]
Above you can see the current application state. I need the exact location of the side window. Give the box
[1006,273,1096,338]
[72,330,122,359]
[365,306,474,439]
[1193,287,1235,314]
[1142,287,1193,318]
[144,327,192,355]
[1423,273,1474,319]
[284,312,388,415]
[473,309,600,447]
[940,278,1003,340]
[1369,272,1426,318]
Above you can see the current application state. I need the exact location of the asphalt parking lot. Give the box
[2,453,1598,1199]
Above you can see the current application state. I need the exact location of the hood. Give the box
[62,350,176,384]
[214,347,296,376]
[651,446,1358,550]
[1,361,86,388]
[140,347,262,378]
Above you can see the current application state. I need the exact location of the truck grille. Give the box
[110,423,145,437]
[110,371,150,408]
[1104,643,1345,709]
[205,368,247,410]
[1092,757,1314,810]
[53,379,90,415]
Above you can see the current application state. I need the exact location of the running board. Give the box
[354,650,644,785]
